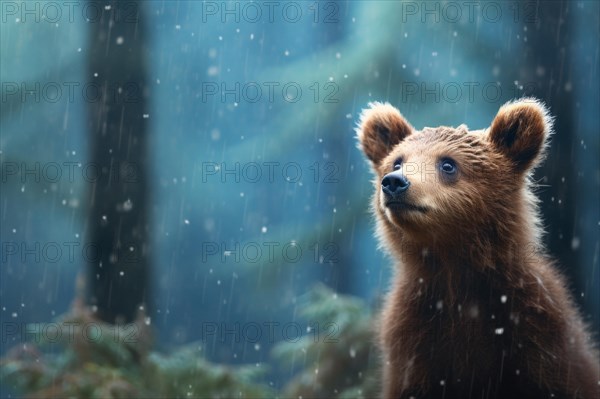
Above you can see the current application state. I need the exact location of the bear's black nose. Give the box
[382,171,410,197]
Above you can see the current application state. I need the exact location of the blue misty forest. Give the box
[0,1,598,398]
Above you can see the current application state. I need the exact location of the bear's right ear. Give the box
[356,102,413,166]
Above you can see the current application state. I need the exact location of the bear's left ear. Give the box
[488,98,553,172]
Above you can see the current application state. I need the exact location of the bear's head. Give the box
[357,99,553,246]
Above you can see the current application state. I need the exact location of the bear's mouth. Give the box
[385,201,428,213]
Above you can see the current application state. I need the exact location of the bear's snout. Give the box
[382,171,410,198]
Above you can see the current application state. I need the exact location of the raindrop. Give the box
[468,305,478,318]
[571,237,580,250]
[123,199,133,211]
[536,66,546,76]
[116,36,124,45]
[261,226,268,233]
[207,66,219,76]
[501,295,507,303]
[495,327,504,335]
[284,50,290,56]
[184,219,190,225]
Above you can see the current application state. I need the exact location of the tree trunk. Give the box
[85,0,151,324]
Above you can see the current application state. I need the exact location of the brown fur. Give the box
[356,99,599,399]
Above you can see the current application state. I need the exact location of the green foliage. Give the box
[1,285,380,399]
[272,284,380,399]
[145,348,270,399]
[0,302,273,399]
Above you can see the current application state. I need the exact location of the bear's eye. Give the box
[440,158,457,175]
[393,158,403,170]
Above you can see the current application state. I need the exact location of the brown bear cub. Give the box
[357,99,599,399]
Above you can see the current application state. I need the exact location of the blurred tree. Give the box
[519,2,593,326]
[85,0,152,324]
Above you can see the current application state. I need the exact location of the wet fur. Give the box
[357,99,599,399]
